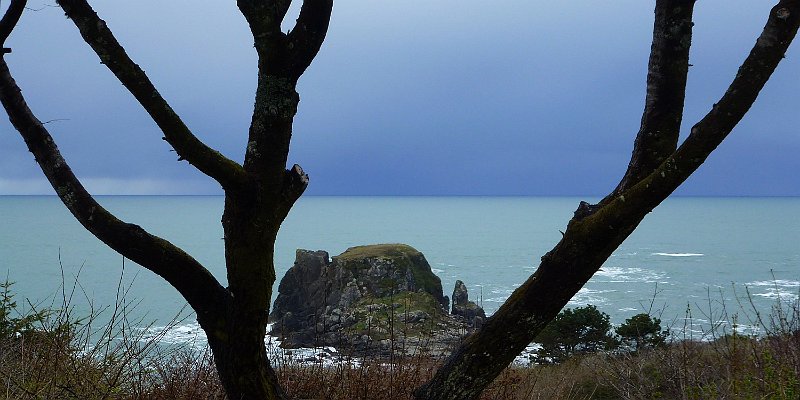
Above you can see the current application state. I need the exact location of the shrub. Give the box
[534,305,617,363]
[0,279,48,338]
[0,277,187,399]
[615,313,669,351]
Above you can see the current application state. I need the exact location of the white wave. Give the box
[138,323,359,367]
[594,267,666,283]
[431,268,444,274]
[745,279,800,288]
[568,288,614,306]
[618,307,637,312]
[746,279,800,301]
[512,343,542,366]
[483,297,510,303]
[139,322,206,345]
[732,324,763,336]
[267,342,350,368]
[752,288,799,301]
[651,252,704,257]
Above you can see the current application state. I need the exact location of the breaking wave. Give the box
[593,267,667,283]
[138,323,355,367]
[745,279,800,301]
[568,288,616,306]
[745,279,800,288]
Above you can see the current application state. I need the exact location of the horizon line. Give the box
[2,194,799,199]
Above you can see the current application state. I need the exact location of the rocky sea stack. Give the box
[269,244,484,355]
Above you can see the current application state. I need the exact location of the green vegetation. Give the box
[336,244,422,261]
[534,305,616,363]
[1,278,797,399]
[405,254,444,300]
[615,313,669,351]
[335,243,444,300]
[0,279,214,399]
[0,280,47,338]
[534,308,670,364]
[348,291,454,339]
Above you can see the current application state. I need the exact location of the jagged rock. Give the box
[451,280,486,328]
[269,244,477,355]
[402,310,430,323]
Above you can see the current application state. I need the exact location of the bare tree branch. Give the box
[0,59,230,324]
[241,73,299,183]
[5,1,318,397]
[287,0,333,80]
[416,1,800,398]
[669,3,799,172]
[612,0,696,195]
[237,0,291,40]
[236,0,293,77]
[0,0,26,53]
[616,0,800,209]
[233,1,323,197]
[55,0,248,191]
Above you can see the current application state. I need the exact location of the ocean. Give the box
[1,196,798,345]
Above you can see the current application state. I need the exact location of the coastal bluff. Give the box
[269,244,485,355]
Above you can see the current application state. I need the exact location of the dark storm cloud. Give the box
[1,1,798,195]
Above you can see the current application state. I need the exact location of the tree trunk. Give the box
[197,189,290,400]
[206,309,287,400]
[1,1,330,399]
[415,206,644,399]
[416,2,800,398]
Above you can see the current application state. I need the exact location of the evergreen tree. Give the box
[534,305,617,363]
[616,313,669,351]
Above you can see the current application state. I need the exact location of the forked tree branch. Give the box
[616,0,800,208]
[237,0,291,40]
[287,0,333,80]
[0,0,26,51]
[0,60,230,325]
[237,0,293,76]
[416,1,800,399]
[237,0,332,80]
[235,0,327,196]
[613,0,696,195]
[55,0,248,191]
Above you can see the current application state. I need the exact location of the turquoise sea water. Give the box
[1,196,798,343]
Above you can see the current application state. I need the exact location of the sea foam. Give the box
[593,266,666,283]
[651,252,704,257]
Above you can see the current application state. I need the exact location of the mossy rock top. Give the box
[333,244,444,306]
[335,243,422,261]
[270,243,482,352]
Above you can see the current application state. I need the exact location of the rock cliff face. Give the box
[269,244,484,355]
[451,280,486,328]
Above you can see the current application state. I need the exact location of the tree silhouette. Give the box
[616,313,669,351]
[416,1,800,398]
[2,0,798,399]
[1,0,331,398]
[534,305,616,364]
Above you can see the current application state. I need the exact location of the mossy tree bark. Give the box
[415,1,800,399]
[1,0,331,398]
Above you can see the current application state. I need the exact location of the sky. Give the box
[0,1,798,196]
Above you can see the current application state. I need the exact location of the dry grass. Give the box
[0,278,797,399]
[118,326,796,400]
[1,324,797,400]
